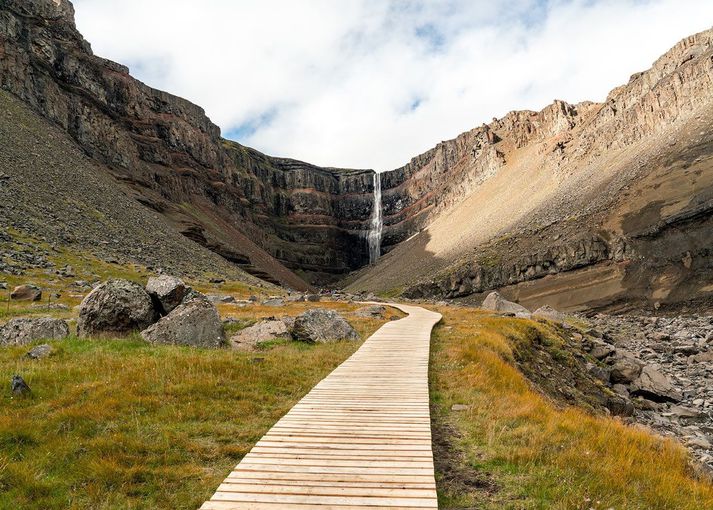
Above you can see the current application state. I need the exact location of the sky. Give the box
[73,0,713,170]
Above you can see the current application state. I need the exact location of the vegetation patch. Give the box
[430,306,713,509]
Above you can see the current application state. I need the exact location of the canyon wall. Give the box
[0,0,384,285]
[3,0,713,310]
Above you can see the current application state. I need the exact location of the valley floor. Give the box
[1,261,712,509]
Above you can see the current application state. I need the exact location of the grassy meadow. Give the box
[0,256,393,509]
[430,306,713,509]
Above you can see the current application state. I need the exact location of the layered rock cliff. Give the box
[0,0,383,287]
[3,0,713,310]
[348,27,713,311]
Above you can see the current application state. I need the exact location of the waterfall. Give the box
[367,172,382,265]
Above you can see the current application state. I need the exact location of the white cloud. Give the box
[73,0,713,170]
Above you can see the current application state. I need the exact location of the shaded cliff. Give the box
[0,0,384,287]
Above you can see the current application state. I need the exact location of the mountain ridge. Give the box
[2,0,713,310]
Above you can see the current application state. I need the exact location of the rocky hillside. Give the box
[2,0,713,310]
[347,28,713,312]
[0,88,261,283]
[0,0,381,287]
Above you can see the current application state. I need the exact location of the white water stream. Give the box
[367,172,382,265]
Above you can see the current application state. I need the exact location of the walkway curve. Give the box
[201,303,442,510]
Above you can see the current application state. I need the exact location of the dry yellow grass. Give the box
[0,253,397,509]
[430,306,713,509]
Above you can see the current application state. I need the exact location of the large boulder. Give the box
[0,318,69,345]
[609,352,643,384]
[10,284,41,301]
[77,279,157,337]
[481,291,531,318]
[141,296,225,348]
[292,309,359,343]
[631,365,682,403]
[230,319,289,350]
[145,275,188,315]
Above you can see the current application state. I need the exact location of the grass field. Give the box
[0,255,393,509]
[430,306,713,509]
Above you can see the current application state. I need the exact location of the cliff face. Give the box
[3,0,713,309]
[348,27,713,311]
[0,0,383,287]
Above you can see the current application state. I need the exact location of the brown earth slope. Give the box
[347,28,713,312]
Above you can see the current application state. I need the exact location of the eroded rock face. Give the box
[77,279,156,337]
[146,275,189,315]
[140,296,225,348]
[291,309,359,343]
[0,318,69,345]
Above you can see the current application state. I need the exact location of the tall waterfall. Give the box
[367,172,382,265]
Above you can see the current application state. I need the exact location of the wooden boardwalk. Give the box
[200,303,442,510]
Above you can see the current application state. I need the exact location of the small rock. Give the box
[631,365,682,403]
[606,396,634,417]
[11,375,31,396]
[669,405,702,419]
[451,404,469,411]
[354,305,387,318]
[590,342,615,360]
[230,319,289,350]
[609,353,643,384]
[612,383,630,396]
[533,305,567,322]
[10,284,42,301]
[688,437,712,449]
[263,298,285,307]
[480,291,530,318]
[26,344,53,360]
[305,294,321,302]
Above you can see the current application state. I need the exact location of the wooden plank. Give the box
[201,303,441,509]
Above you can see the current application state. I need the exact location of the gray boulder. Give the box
[10,284,41,301]
[609,352,643,384]
[631,365,682,403]
[141,296,225,348]
[146,275,188,314]
[533,305,567,322]
[77,279,157,337]
[230,319,289,350]
[481,292,530,318]
[26,344,53,359]
[292,309,359,343]
[0,318,69,346]
[354,305,386,318]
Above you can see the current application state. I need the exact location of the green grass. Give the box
[0,335,368,509]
